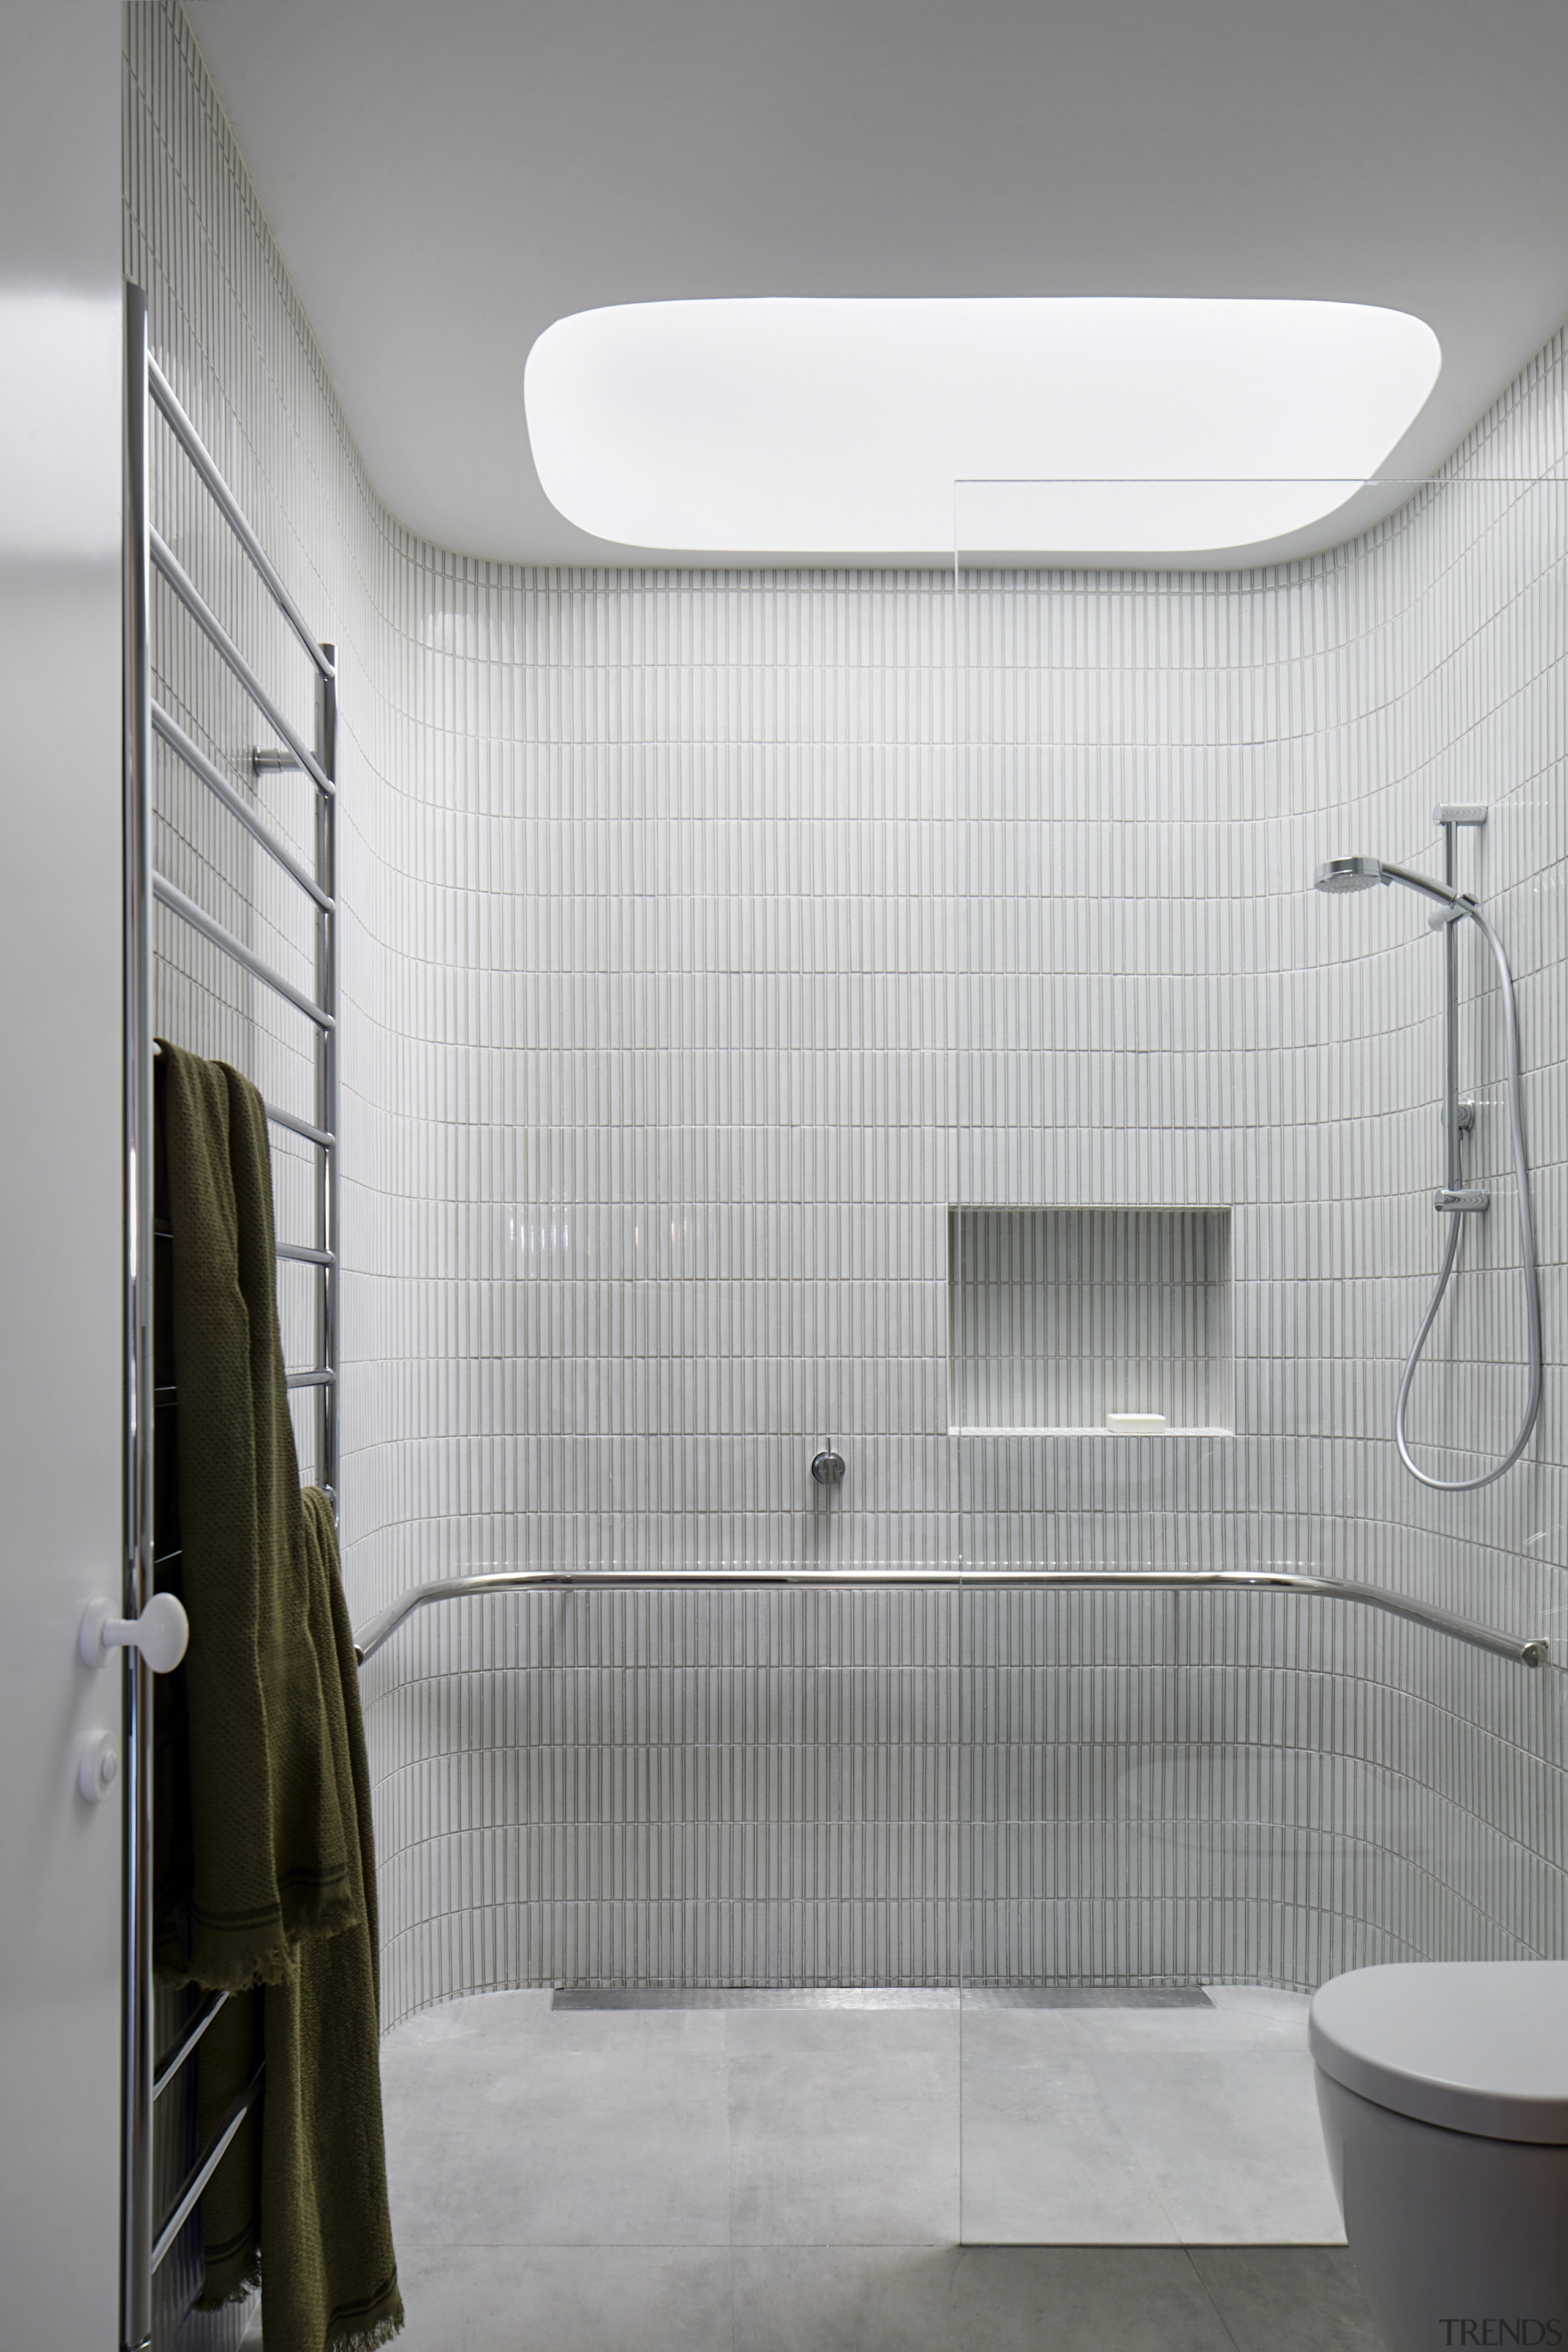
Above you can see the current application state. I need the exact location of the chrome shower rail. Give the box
[124,287,340,2352]
[353,1567,1549,1672]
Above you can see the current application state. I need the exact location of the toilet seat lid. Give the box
[1310,1961,1568,2144]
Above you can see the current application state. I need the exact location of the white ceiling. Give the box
[186,0,1568,568]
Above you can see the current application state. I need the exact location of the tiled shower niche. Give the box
[948,1207,1233,1436]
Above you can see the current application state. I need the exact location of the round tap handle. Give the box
[78,1592,190,1676]
[810,1449,846,1487]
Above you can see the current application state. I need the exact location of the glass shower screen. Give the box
[949,472,1566,2245]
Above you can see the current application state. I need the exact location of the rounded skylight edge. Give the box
[523,295,1443,556]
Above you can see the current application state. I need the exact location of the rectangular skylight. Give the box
[524,296,1441,556]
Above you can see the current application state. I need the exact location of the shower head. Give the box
[1314,856,1385,895]
[1314,855,1469,916]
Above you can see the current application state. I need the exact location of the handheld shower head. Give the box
[1315,854,1467,913]
[1314,857,1385,895]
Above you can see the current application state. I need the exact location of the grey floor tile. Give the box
[244,2245,1385,2351]
[1063,1986,1311,2055]
[954,2247,1250,2352]
[382,1991,726,2067]
[1189,2246,1392,2352]
[959,2005,1090,2058]
[732,2247,963,2352]
[379,1987,1344,2277]
[1090,2051,1345,2244]
[393,2244,734,2352]
[733,2245,1239,2352]
[385,2045,731,2248]
[386,1990,557,2050]
[728,2030,960,2245]
[960,2040,1178,2243]
[1202,1987,1314,2037]
[725,2007,960,2058]
[519,2007,731,2054]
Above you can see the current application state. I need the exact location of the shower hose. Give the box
[1394,898,1544,1491]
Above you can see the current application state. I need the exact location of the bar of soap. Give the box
[1106,1412,1167,1433]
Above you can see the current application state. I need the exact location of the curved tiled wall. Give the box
[129,0,1567,2023]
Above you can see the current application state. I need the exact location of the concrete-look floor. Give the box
[356,1986,1389,2351]
[959,1986,1345,2244]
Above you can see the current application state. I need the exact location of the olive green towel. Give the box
[153,1042,402,2351]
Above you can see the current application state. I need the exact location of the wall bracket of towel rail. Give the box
[123,283,339,2352]
[352,1567,1550,1673]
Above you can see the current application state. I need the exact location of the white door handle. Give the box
[78,1593,189,1675]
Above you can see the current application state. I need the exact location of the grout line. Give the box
[1183,2247,1248,2352]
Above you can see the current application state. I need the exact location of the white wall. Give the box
[128,0,1568,2021]
[0,8,131,2345]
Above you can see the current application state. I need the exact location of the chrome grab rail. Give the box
[353,1567,1549,1673]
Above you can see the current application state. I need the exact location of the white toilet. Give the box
[1310,1961,1568,2352]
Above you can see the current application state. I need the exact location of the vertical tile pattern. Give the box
[127,0,1568,2021]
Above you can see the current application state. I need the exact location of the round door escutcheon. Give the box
[77,1732,119,1804]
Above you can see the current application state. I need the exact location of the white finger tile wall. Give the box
[127,0,1568,2022]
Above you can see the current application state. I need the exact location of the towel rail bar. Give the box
[148,357,332,680]
[265,1101,334,1151]
[285,1367,336,1390]
[351,1567,1550,1674]
[152,701,332,909]
[152,1991,228,2104]
[158,1229,334,1272]
[149,529,332,798]
[149,2064,265,2280]
[153,872,334,1033]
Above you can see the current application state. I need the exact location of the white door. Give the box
[0,7,129,2345]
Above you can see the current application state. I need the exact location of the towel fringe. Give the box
[193,2261,262,2312]
[324,2305,405,2351]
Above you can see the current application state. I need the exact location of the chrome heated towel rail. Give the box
[123,284,339,2352]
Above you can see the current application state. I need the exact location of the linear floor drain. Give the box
[551,1985,1213,2012]
[960,1986,1212,2010]
[553,1987,956,2011]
